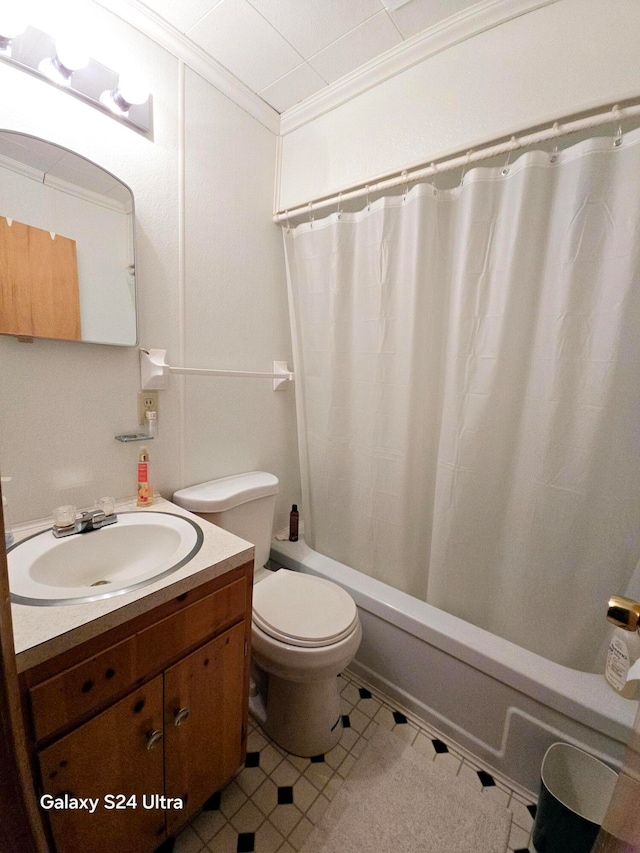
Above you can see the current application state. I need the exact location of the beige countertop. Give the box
[10,495,254,673]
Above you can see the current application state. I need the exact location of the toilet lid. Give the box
[252,570,358,648]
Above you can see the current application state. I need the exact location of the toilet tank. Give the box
[173,472,279,570]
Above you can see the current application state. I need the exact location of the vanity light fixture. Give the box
[0,22,151,134]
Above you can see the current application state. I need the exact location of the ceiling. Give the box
[134,0,489,114]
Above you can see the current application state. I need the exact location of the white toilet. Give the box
[173,472,362,756]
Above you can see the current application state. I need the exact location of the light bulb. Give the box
[0,10,28,54]
[0,11,29,40]
[38,36,90,85]
[100,72,149,116]
[54,37,90,72]
[116,73,149,107]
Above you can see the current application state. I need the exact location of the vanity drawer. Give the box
[136,577,246,676]
[30,637,137,742]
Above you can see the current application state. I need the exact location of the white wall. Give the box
[182,69,299,505]
[0,1,298,531]
[278,0,640,210]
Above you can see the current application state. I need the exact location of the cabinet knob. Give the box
[146,729,164,751]
[174,707,190,727]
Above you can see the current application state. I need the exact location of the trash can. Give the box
[532,743,618,853]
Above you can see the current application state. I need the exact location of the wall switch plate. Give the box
[138,391,159,425]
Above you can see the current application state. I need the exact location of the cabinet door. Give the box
[38,678,165,853]
[164,622,245,832]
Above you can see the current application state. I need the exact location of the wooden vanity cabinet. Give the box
[20,562,253,853]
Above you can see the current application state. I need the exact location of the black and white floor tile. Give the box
[171,673,537,853]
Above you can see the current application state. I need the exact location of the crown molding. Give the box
[279,0,558,135]
[94,0,558,139]
[93,0,281,134]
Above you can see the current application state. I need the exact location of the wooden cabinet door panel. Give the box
[30,636,137,742]
[38,678,165,853]
[164,622,245,832]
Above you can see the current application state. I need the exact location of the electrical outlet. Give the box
[138,391,159,425]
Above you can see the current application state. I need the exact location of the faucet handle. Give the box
[97,496,115,517]
[53,505,77,528]
[607,595,640,631]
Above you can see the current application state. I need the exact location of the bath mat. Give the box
[301,728,511,853]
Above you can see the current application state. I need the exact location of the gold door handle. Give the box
[146,729,164,751]
[174,707,190,727]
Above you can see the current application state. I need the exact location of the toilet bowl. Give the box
[251,568,362,755]
[173,472,362,756]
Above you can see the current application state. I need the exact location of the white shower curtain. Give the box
[283,131,640,671]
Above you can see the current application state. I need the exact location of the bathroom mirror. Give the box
[0,130,137,346]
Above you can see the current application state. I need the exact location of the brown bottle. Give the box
[289,504,299,542]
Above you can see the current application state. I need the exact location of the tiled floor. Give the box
[172,672,537,853]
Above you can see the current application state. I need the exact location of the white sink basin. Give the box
[8,512,203,606]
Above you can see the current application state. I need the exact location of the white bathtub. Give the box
[270,537,637,796]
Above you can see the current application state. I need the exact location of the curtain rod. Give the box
[273,102,640,225]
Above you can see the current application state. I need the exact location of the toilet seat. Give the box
[252,570,358,649]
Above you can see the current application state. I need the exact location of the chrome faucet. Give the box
[52,508,118,538]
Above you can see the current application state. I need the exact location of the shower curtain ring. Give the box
[337,193,343,219]
[401,170,409,202]
[610,103,624,147]
[614,124,623,147]
[460,150,473,187]
[366,184,371,211]
[308,201,314,228]
[430,162,439,196]
[502,136,518,176]
[285,210,291,233]
[550,121,560,163]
